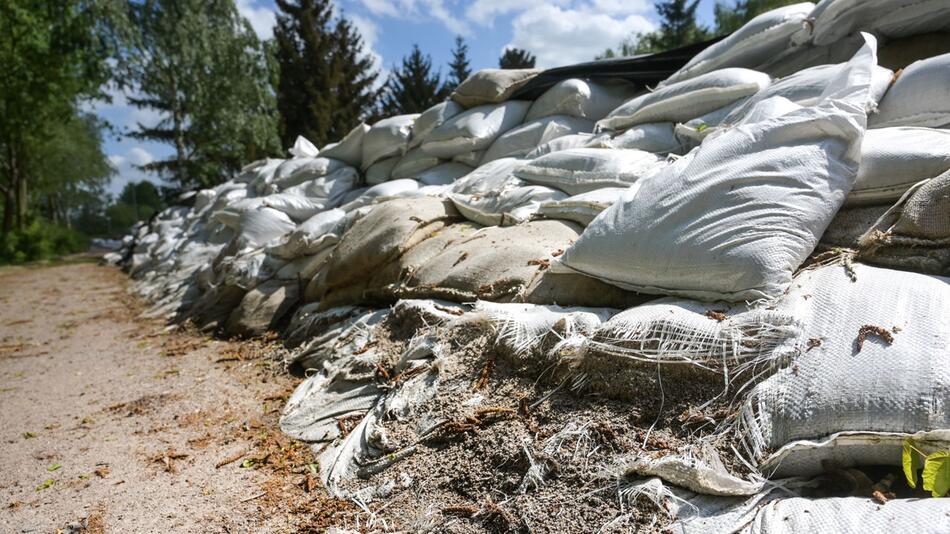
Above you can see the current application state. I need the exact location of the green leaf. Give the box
[903,439,925,488]
[46,463,62,472]
[922,451,950,497]
[696,123,709,132]
[35,479,55,491]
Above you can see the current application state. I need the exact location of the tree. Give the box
[445,36,471,92]
[638,0,711,53]
[499,48,536,69]
[121,0,280,190]
[378,45,449,116]
[274,0,379,149]
[714,0,802,34]
[0,0,117,236]
[596,37,647,60]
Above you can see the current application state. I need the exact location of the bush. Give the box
[0,220,90,264]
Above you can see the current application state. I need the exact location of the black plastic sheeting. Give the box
[510,36,725,101]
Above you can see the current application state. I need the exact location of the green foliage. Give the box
[121,0,281,190]
[499,48,536,69]
[0,219,89,264]
[714,0,803,34]
[597,35,656,59]
[379,45,450,116]
[902,439,950,497]
[274,0,380,149]
[638,0,711,53]
[445,36,471,92]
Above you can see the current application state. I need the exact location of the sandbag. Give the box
[597,68,770,131]
[449,184,566,226]
[267,208,347,259]
[665,3,814,84]
[288,135,318,158]
[805,0,950,47]
[513,148,666,195]
[481,115,594,163]
[364,157,399,186]
[361,114,417,169]
[451,150,485,166]
[421,101,531,158]
[321,123,369,166]
[849,127,950,205]
[237,206,297,248]
[607,123,682,154]
[557,37,877,301]
[451,68,541,108]
[414,162,472,186]
[225,279,299,337]
[391,148,441,180]
[409,101,463,149]
[338,179,421,212]
[524,133,597,158]
[870,52,950,129]
[259,193,326,222]
[536,187,626,226]
[272,157,349,190]
[524,79,639,122]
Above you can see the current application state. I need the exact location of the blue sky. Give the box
[93,0,724,195]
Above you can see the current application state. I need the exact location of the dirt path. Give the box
[0,261,350,533]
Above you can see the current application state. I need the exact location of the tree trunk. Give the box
[15,170,27,230]
[2,191,13,236]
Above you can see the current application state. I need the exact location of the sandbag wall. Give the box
[109,1,950,531]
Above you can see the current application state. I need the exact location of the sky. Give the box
[93,0,724,195]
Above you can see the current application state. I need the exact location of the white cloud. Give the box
[107,146,164,196]
[354,0,469,36]
[126,146,155,166]
[237,0,277,40]
[358,0,401,18]
[350,14,390,87]
[505,4,656,68]
[465,0,565,27]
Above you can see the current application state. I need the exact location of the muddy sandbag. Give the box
[392,220,642,308]
[536,187,625,226]
[310,198,462,307]
[481,115,594,164]
[870,52,950,129]
[665,3,814,84]
[321,123,369,167]
[409,101,464,149]
[421,101,531,158]
[451,68,541,108]
[187,284,248,332]
[557,37,877,301]
[513,147,666,195]
[525,78,639,121]
[597,68,770,131]
[361,114,417,169]
[225,279,300,337]
[803,0,950,47]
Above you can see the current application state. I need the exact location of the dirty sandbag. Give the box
[361,114,417,170]
[606,123,682,154]
[848,127,950,206]
[310,198,461,307]
[420,101,531,158]
[597,68,770,131]
[556,36,877,302]
[364,156,399,186]
[513,147,667,195]
[665,3,814,85]
[803,0,950,47]
[481,115,594,163]
[535,187,626,226]
[524,133,597,159]
[320,123,370,167]
[224,278,300,337]
[449,184,566,226]
[390,148,441,181]
[474,301,616,358]
[524,78,639,122]
[237,206,297,248]
[409,101,464,149]
[451,68,541,108]
[870,52,950,129]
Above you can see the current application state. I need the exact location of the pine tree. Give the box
[123,0,280,189]
[637,0,711,53]
[714,0,801,34]
[274,0,379,149]
[445,36,471,92]
[499,48,536,69]
[378,45,449,116]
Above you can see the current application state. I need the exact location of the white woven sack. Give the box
[524,133,596,159]
[607,123,681,154]
[415,162,472,186]
[280,166,359,205]
[364,156,399,186]
[848,127,950,205]
[451,157,521,195]
[737,264,950,475]
[338,178,421,212]
[451,150,485,166]
[288,135,319,158]
[409,100,463,149]
[260,193,326,222]
[525,79,639,122]
[449,184,566,227]
[536,187,626,226]
[450,68,540,108]
[739,496,950,534]
[267,208,346,259]
[870,52,950,129]
[597,68,770,131]
[391,148,440,180]
[665,3,815,84]
[271,157,350,190]
[237,206,296,248]
[421,101,531,158]
[320,123,369,167]
[513,148,667,195]
[805,0,950,47]
[361,114,417,169]
[557,36,877,301]
[481,115,594,163]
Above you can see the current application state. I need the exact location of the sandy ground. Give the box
[0,260,351,533]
